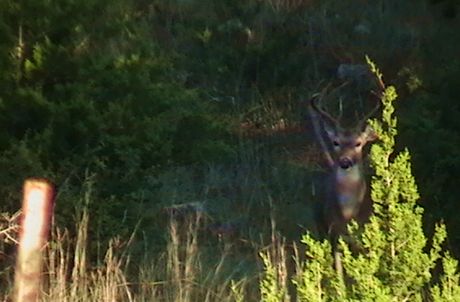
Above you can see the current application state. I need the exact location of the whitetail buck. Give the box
[309,86,380,273]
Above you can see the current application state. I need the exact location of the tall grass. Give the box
[39,205,263,301]
[43,179,133,301]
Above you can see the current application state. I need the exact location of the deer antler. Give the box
[357,97,380,129]
[311,96,340,128]
[308,86,335,168]
[357,78,384,129]
[310,82,350,128]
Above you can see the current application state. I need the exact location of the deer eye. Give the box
[355,142,362,147]
[333,141,340,146]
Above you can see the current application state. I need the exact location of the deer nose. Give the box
[339,158,353,169]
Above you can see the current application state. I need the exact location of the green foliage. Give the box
[230,280,246,302]
[292,235,345,302]
[432,253,460,302]
[0,1,234,219]
[398,22,460,254]
[260,251,286,302]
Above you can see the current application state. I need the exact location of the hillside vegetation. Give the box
[1,0,459,300]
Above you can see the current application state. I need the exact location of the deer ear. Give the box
[363,124,378,142]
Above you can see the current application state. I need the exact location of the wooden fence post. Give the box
[14,179,54,302]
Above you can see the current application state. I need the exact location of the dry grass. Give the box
[36,206,257,301]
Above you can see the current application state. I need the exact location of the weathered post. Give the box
[14,179,54,302]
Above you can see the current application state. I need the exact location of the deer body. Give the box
[309,93,379,237]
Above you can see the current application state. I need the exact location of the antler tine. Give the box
[310,84,340,127]
[358,79,384,128]
[311,98,339,127]
[360,98,380,124]
[310,82,351,127]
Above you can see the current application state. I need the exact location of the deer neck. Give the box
[334,162,366,220]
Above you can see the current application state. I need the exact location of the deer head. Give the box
[311,96,379,171]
